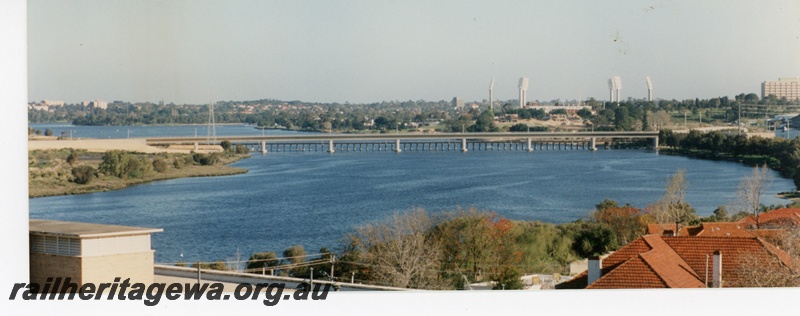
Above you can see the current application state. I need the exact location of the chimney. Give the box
[587,256,603,285]
[712,251,722,288]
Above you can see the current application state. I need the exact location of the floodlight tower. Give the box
[645,77,653,101]
[519,77,529,108]
[608,78,616,102]
[489,78,495,110]
[613,76,622,102]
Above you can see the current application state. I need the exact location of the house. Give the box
[555,234,799,289]
[647,222,754,237]
[740,208,800,228]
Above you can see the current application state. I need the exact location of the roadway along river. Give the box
[29,148,794,266]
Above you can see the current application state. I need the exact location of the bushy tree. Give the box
[152,158,168,173]
[282,245,308,277]
[592,203,647,245]
[98,150,152,178]
[220,140,232,151]
[70,165,95,184]
[245,251,280,272]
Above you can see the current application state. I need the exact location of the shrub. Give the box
[66,152,78,165]
[71,165,96,184]
[99,150,152,178]
[245,252,280,272]
[173,157,184,169]
[220,140,232,151]
[235,144,249,155]
[152,158,168,173]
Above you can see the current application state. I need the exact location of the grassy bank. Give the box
[28,149,250,198]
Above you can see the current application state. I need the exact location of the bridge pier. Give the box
[261,141,267,154]
[590,138,597,151]
[395,139,402,153]
[193,142,199,151]
[653,136,659,150]
[328,139,335,153]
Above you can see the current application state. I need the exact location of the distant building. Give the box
[452,97,464,110]
[762,77,800,101]
[42,100,65,107]
[82,100,108,109]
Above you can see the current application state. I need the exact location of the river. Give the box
[27,124,796,265]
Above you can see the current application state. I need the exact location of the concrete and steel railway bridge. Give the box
[146,131,659,154]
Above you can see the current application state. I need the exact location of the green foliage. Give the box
[192,152,220,166]
[220,140,232,151]
[172,157,185,169]
[509,123,530,132]
[44,129,53,136]
[98,150,152,179]
[191,260,230,271]
[467,109,499,132]
[561,221,618,258]
[66,151,78,165]
[282,245,308,277]
[234,144,249,155]
[245,251,280,271]
[70,165,96,184]
[152,158,168,173]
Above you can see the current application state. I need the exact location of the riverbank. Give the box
[28,148,250,198]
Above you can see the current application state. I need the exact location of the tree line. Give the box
[659,129,800,189]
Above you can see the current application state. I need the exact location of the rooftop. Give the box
[556,235,799,289]
[29,219,163,238]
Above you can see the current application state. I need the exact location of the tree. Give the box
[245,251,280,272]
[220,140,232,151]
[66,151,78,165]
[152,158,168,173]
[44,129,53,136]
[71,165,95,184]
[647,170,697,234]
[737,164,772,228]
[467,109,498,132]
[509,123,529,132]
[592,205,646,245]
[282,245,308,277]
[346,209,447,289]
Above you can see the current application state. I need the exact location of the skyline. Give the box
[28,1,800,105]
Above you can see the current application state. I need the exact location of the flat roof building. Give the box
[762,77,800,101]
[29,219,162,288]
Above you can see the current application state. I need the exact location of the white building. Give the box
[762,77,800,101]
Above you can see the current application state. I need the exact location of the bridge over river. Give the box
[146,131,660,154]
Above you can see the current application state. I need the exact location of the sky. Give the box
[27,0,800,105]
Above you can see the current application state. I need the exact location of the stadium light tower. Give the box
[645,76,653,101]
[612,76,622,102]
[608,78,615,102]
[489,78,495,110]
[519,77,529,108]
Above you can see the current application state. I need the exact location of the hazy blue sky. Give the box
[28,0,800,104]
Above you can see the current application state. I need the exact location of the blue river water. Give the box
[27,124,796,265]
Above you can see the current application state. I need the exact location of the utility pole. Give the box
[738,102,742,136]
[330,255,335,280]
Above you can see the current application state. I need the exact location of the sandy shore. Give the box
[28,138,220,153]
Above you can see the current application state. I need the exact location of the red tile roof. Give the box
[648,222,753,237]
[695,222,753,237]
[556,235,798,289]
[740,208,800,228]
